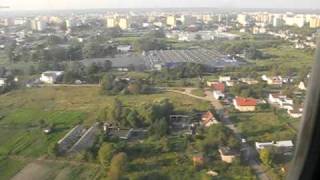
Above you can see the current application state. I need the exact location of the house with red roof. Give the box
[212,83,225,100]
[233,97,257,112]
[212,83,225,92]
[201,111,218,127]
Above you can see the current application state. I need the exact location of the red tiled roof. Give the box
[202,111,216,125]
[212,83,225,92]
[235,97,257,106]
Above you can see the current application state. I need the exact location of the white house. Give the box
[213,91,225,100]
[256,140,294,150]
[268,93,294,110]
[117,45,132,53]
[40,71,64,84]
[226,80,235,87]
[262,75,283,85]
[288,107,303,118]
[219,76,231,83]
[240,78,259,85]
[298,81,307,91]
[0,78,7,87]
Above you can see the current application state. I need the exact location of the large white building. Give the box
[237,14,249,26]
[166,15,177,27]
[284,15,305,27]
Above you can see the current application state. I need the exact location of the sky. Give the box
[0,0,320,10]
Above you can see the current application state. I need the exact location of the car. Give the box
[241,138,247,143]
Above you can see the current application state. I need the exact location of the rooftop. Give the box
[235,97,257,106]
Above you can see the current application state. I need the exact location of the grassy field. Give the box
[230,111,298,143]
[190,89,206,97]
[252,46,315,70]
[0,158,28,180]
[0,86,212,179]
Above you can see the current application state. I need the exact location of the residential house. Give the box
[213,91,225,100]
[218,146,238,163]
[201,111,218,127]
[240,78,259,85]
[219,76,231,83]
[226,80,235,87]
[212,83,225,100]
[233,97,257,112]
[40,71,64,84]
[0,78,7,87]
[117,45,132,53]
[298,81,307,91]
[206,81,218,87]
[192,154,205,167]
[268,93,294,110]
[262,75,283,85]
[288,106,303,118]
[256,140,294,153]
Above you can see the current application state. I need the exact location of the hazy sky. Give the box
[1,0,320,10]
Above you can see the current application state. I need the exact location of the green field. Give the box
[0,86,213,179]
[190,89,206,97]
[230,111,298,142]
[252,46,315,70]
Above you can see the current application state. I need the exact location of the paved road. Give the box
[167,88,269,180]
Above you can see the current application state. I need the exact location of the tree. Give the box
[108,152,128,180]
[110,98,123,124]
[83,42,104,58]
[100,73,116,93]
[98,143,114,167]
[126,110,141,128]
[103,60,112,72]
[148,99,174,123]
[260,148,272,166]
[86,62,100,74]
[150,118,169,137]
[127,82,142,94]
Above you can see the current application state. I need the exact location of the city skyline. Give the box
[1,0,320,10]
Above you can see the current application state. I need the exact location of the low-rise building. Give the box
[212,82,225,100]
[226,80,235,87]
[233,97,257,112]
[288,106,303,118]
[0,78,7,87]
[218,146,238,163]
[298,81,307,91]
[240,78,259,85]
[268,93,294,110]
[40,71,64,84]
[201,111,218,127]
[213,91,225,100]
[262,75,283,85]
[219,76,231,83]
[256,140,294,153]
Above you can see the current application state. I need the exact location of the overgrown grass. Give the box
[230,111,298,142]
